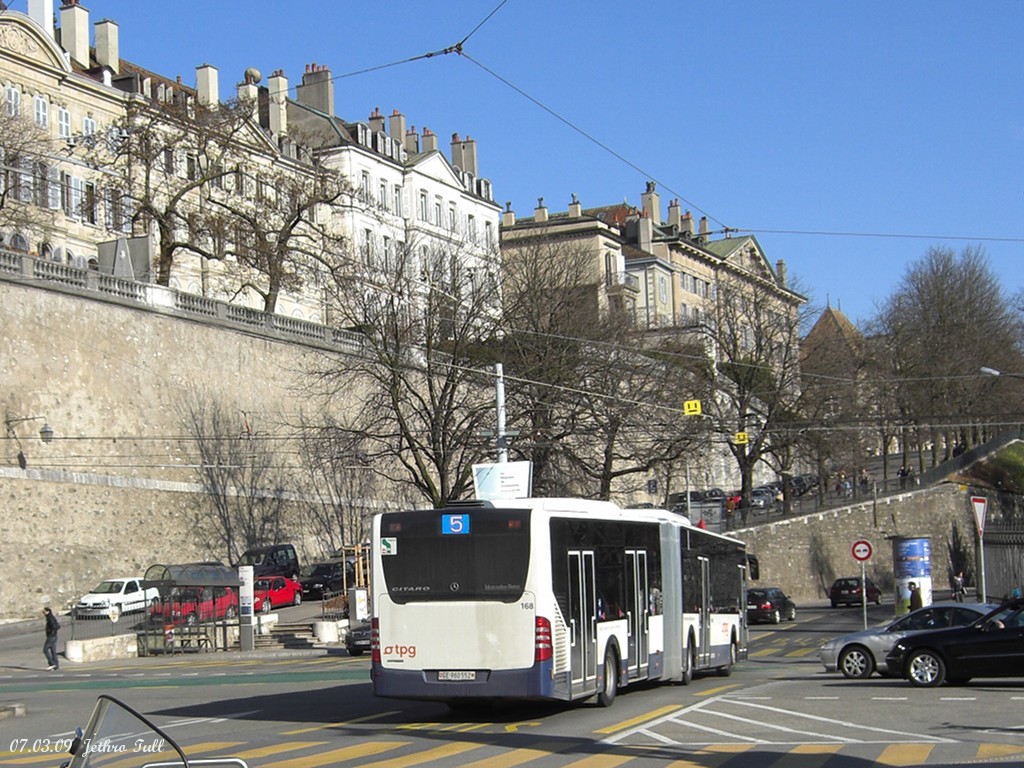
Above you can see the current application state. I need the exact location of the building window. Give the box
[393,185,403,217]
[163,148,174,175]
[5,85,19,117]
[448,204,456,231]
[361,171,371,202]
[467,214,476,242]
[418,190,428,221]
[658,275,668,303]
[485,221,494,248]
[185,153,198,181]
[57,107,71,139]
[379,180,388,210]
[33,96,47,129]
[434,200,442,227]
[82,115,96,136]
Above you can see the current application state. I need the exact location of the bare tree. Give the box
[309,232,501,508]
[689,271,806,521]
[868,246,1024,468]
[180,393,289,562]
[0,107,60,244]
[108,97,255,285]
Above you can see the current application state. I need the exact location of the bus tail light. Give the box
[535,616,552,662]
[371,617,380,662]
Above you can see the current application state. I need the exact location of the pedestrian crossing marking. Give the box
[282,711,399,734]
[230,742,326,759]
[594,705,682,734]
[558,753,633,767]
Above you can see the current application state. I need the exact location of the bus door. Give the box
[567,550,597,694]
[625,549,649,679]
[697,555,711,667]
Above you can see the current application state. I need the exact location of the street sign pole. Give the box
[851,539,873,630]
[972,496,988,602]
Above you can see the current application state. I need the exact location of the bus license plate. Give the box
[438,670,476,681]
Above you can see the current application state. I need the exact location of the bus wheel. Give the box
[681,645,694,685]
[717,641,737,676]
[597,649,618,707]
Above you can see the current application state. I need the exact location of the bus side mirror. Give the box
[747,555,760,581]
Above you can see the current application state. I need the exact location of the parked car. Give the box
[253,576,303,613]
[829,577,882,607]
[235,543,300,579]
[819,602,999,679]
[747,587,797,624]
[73,577,159,619]
[886,597,1024,687]
[299,558,354,598]
[750,488,777,509]
[345,619,372,656]
[149,586,239,626]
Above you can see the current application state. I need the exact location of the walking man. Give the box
[43,606,60,671]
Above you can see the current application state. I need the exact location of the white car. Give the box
[73,577,159,619]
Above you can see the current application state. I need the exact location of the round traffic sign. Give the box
[852,539,873,562]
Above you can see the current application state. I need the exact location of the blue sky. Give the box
[28,1,1024,327]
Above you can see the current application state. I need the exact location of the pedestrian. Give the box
[897,466,908,489]
[952,571,966,602]
[42,606,60,671]
[909,582,923,611]
[859,468,870,495]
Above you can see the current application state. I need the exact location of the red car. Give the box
[829,577,882,608]
[254,576,303,613]
[150,586,239,626]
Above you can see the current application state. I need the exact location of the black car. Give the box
[345,620,372,656]
[747,587,797,624]
[236,544,300,580]
[299,558,354,598]
[886,597,1024,687]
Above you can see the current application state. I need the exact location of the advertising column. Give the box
[892,536,932,615]
[238,565,254,651]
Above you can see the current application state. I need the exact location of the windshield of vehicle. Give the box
[987,603,1024,628]
[90,581,124,594]
[379,507,531,603]
[254,579,271,591]
[238,552,267,565]
[69,695,190,768]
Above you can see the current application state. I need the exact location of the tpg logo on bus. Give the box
[382,644,417,659]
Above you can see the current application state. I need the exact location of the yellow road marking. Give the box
[357,741,482,767]
[696,683,743,697]
[558,754,633,768]
[455,742,565,768]
[875,744,935,766]
[977,743,1024,760]
[594,704,681,734]
[282,711,399,735]
[263,741,401,768]
[230,742,326,759]
[785,647,821,658]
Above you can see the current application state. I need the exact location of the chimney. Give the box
[29,0,55,39]
[461,135,477,176]
[680,210,694,238]
[404,125,420,154]
[269,70,288,137]
[296,63,334,117]
[776,259,787,288]
[195,64,218,107]
[698,216,709,239]
[641,181,661,225]
[568,193,581,218]
[638,212,653,251]
[421,127,438,153]
[388,109,406,141]
[502,201,515,227]
[534,197,548,223]
[667,198,681,230]
[94,18,118,73]
[450,132,464,169]
[236,75,258,106]
[59,0,90,69]
[368,106,385,134]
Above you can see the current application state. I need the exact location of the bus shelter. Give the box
[139,562,240,655]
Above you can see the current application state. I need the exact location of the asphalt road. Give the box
[3,602,1024,767]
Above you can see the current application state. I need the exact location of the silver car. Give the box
[819,602,998,679]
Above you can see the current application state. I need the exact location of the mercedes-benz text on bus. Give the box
[370,498,753,707]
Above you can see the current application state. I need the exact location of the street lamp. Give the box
[4,415,55,469]
[980,366,1024,380]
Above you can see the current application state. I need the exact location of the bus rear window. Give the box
[379,508,530,603]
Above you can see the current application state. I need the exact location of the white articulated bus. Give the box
[370,497,754,707]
